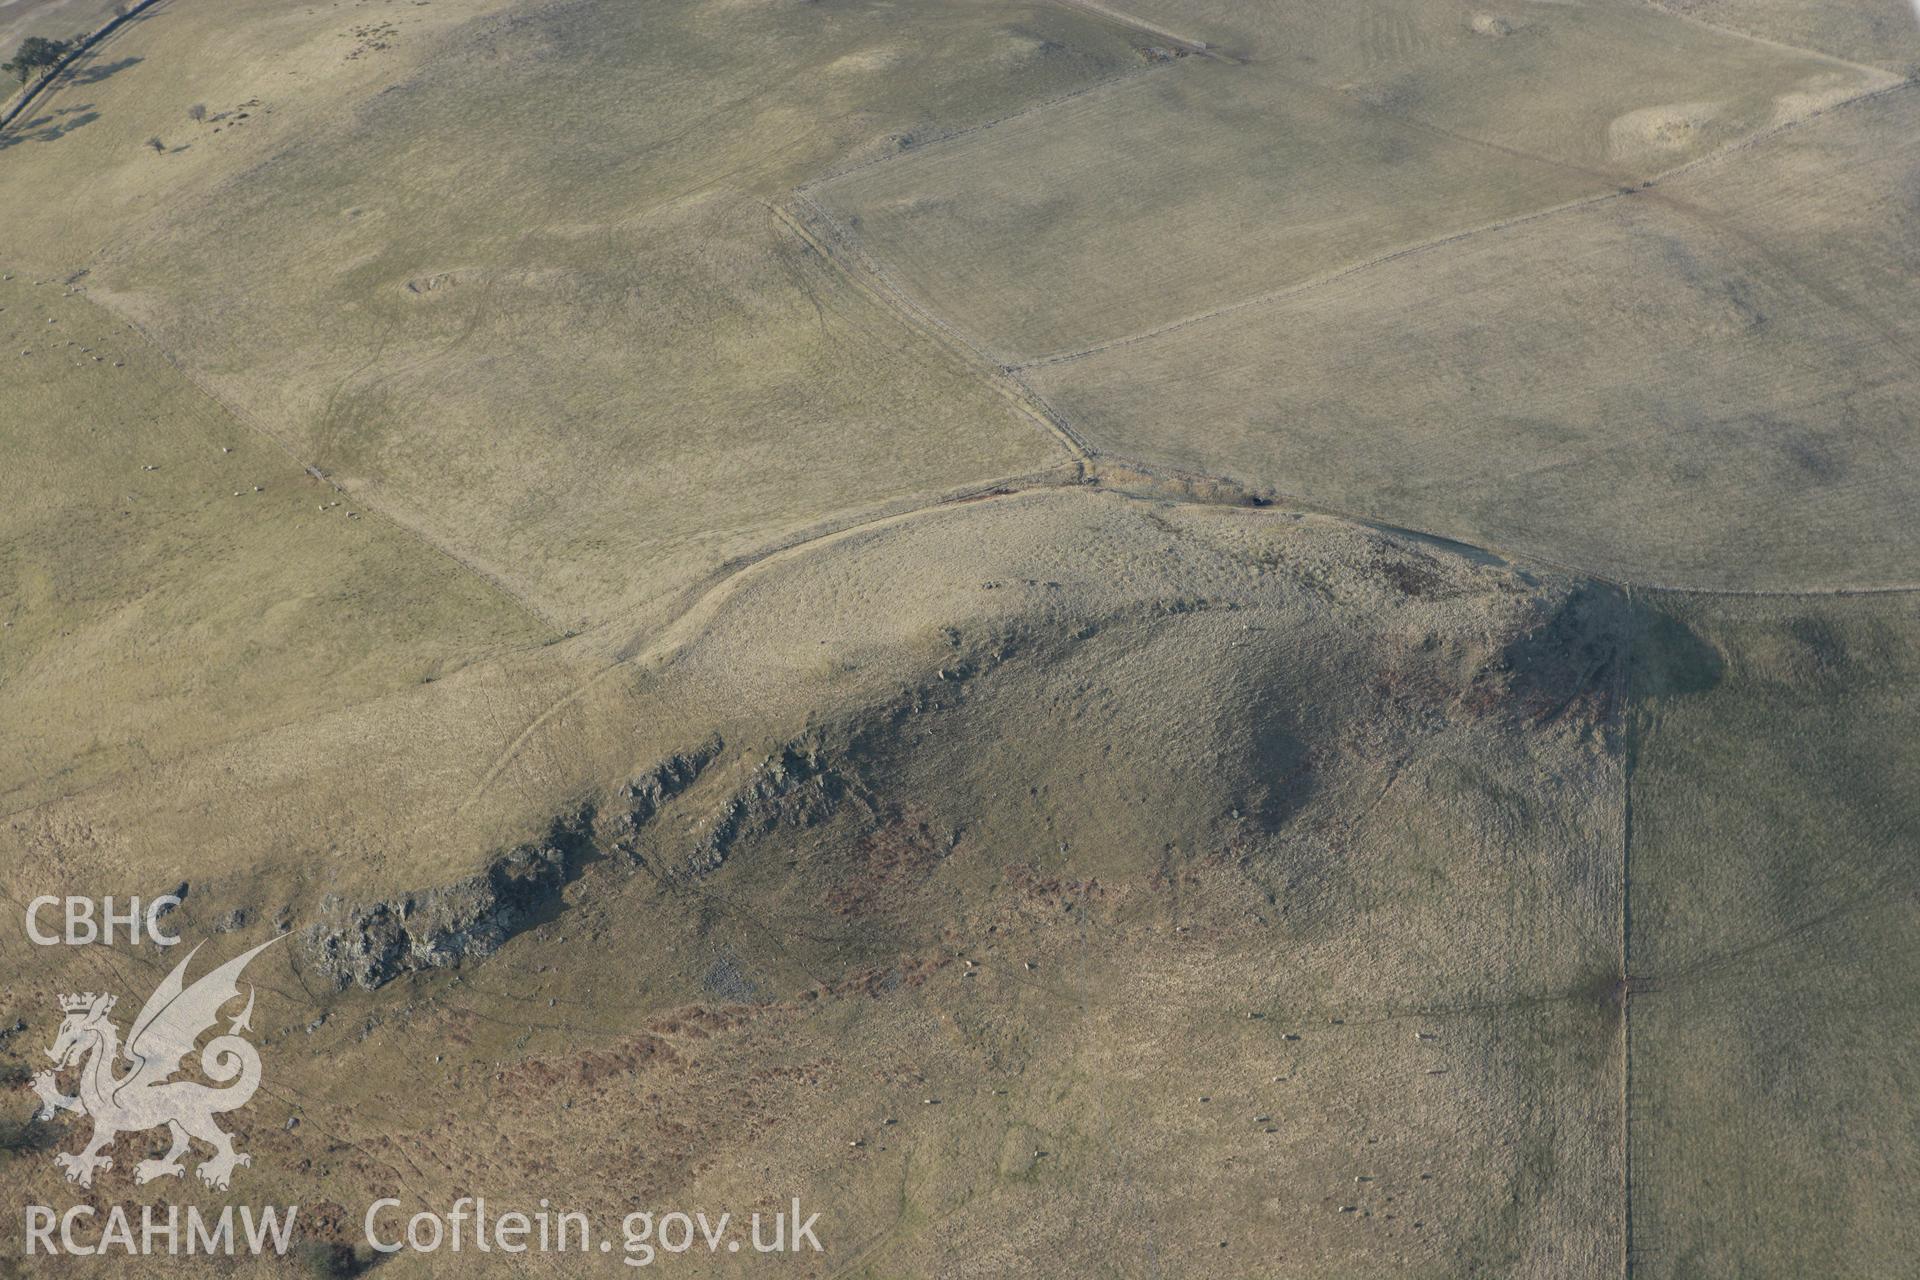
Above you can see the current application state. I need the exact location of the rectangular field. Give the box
[1024,90,1920,591]
[813,62,1597,362]
[1624,593,1920,1276]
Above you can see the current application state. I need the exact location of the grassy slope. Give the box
[811,61,1596,362]
[0,0,123,75]
[0,0,522,232]
[0,270,551,812]
[1652,0,1920,74]
[1,489,1631,1277]
[0,0,1165,953]
[0,1,1911,1275]
[813,0,1881,362]
[1626,593,1919,1277]
[2,0,1149,630]
[805,0,1906,591]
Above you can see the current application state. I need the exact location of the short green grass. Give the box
[1625,593,1920,1277]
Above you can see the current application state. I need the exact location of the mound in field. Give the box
[5,490,1637,1276]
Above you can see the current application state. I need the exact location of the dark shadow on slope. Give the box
[0,105,98,149]
[1628,599,1726,700]
[66,55,142,85]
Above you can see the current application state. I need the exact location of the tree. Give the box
[186,102,206,123]
[3,36,74,84]
[145,135,164,152]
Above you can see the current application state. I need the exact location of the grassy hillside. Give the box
[0,0,1911,1274]
[2,0,1149,627]
[0,269,551,812]
[0,0,123,80]
[3,490,1634,1276]
[813,0,1885,362]
[810,63,1597,361]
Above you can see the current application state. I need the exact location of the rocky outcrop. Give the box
[302,831,575,991]
[605,738,722,846]
[691,745,852,875]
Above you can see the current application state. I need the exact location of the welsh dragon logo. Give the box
[30,937,281,1191]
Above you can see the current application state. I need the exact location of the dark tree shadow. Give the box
[0,107,99,150]
[66,55,142,85]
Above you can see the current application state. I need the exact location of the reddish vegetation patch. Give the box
[827,812,946,917]
[495,1034,682,1092]
[814,951,949,1000]
[1367,546,1459,600]
[649,1004,753,1039]
[1372,654,1469,720]
[1002,864,1107,917]
[1460,648,1620,729]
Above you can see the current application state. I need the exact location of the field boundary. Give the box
[459,466,1087,812]
[98,296,569,636]
[1044,0,1236,62]
[1013,184,1631,374]
[1014,76,1914,373]
[772,194,1094,464]
[1619,617,1638,1278]
[0,0,167,132]
[1635,0,1910,80]
[780,186,1920,598]
[794,62,1164,200]
[1028,446,1920,597]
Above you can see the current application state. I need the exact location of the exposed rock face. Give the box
[605,739,722,847]
[691,745,852,875]
[1482,584,1629,730]
[302,838,570,991]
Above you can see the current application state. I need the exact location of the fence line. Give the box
[0,0,167,132]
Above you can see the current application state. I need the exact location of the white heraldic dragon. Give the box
[32,936,281,1190]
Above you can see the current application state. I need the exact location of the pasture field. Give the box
[1651,0,1920,72]
[1069,0,1895,117]
[1625,593,1920,1277]
[2,0,1148,627]
[0,0,122,76]
[1026,86,1920,591]
[810,64,1596,362]
[1050,0,1895,176]
[0,269,551,814]
[812,0,1885,363]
